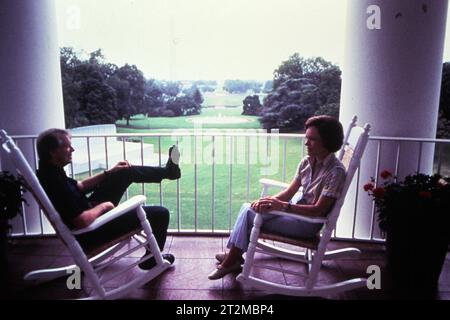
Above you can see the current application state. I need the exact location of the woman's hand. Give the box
[251,197,286,213]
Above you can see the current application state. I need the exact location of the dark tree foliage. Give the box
[223,80,262,93]
[315,103,340,119]
[439,63,450,118]
[60,47,203,128]
[242,95,262,115]
[61,48,117,127]
[260,53,342,132]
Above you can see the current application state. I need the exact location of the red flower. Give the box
[372,187,386,198]
[419,191,432,199]
[363,183,375,192]
[380,170,392,179]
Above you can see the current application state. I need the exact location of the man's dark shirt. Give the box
[36,161,91,229]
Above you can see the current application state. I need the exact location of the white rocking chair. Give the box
[0,130,172,300]
[236,116,371,297]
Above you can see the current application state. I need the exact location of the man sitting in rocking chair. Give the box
[36,128,180,270]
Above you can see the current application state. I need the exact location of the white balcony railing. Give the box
[6,131,450,242]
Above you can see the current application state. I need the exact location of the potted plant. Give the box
[364,170,450,299]
[0,171,27,291]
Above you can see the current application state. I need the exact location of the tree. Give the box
[60,48,119,127]
[272,53,305,90]
[439,62,450,119]
[192,88,204,106]
[315,103,340,119]
[143,79,164,116]
[260,53,341,131]
[60,47,84,128]
[165,96,201,117]
[162,81,181,98]
[183,85,204,105]
[242,95,262,115]
[223,80,262,93]
[437,112,450,138]
[108,64,146,125]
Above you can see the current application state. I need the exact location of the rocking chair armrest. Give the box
[72,195,147,235]
[257,209,328,224]
[259,178,290,190]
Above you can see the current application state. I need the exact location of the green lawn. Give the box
[114,106,304,231]
[118,134,304,231]
[116,107,261,130]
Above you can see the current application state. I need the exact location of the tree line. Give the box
[61,47,450,137]
[61,48,203,128]
[239,53,341,131]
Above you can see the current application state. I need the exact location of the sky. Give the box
[55,0,450,82]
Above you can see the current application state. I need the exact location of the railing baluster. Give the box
[31,138,44,235]
[194,134,198,232]
[228,135,233,231]
[140,136,145,195]
[351,166,361,240]
[158,136,163,205]
[13,139,28,235]
[417,141,423,173]
[87,137,92,177]
[394,141,401,179]
[176,137,181,232]
[104,136,109,170]
[246,136,250,203]
[282,136,287,182]
[122,137,128,200]
[436,142,442,175]
[370,140,382,240]
[211,136,215,232]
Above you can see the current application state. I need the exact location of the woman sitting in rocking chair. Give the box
[208,115,346,280]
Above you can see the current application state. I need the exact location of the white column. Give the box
[0,0,65,234]
[338,0,448,239]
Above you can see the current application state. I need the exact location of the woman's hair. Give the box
[36,128,70,163]
[305,115,344,152]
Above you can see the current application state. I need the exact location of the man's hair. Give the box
[36,128,70,163]
[305,115,344,153]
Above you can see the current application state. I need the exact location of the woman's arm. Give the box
[250,176,301,212]
[254,195,336,218]
[272,177,301,202]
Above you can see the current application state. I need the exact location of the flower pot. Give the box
[385,219,448,299]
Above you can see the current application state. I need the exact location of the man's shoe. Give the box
[138,253,175,270]
[208,261,242,280]
[169,145,180,165]
[166,145,181,180]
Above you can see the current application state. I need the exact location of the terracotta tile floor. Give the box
[2,235,449,300]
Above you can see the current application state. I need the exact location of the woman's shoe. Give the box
[215,252,227,263]
[215,252,244,264]
[208,261,242,280]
